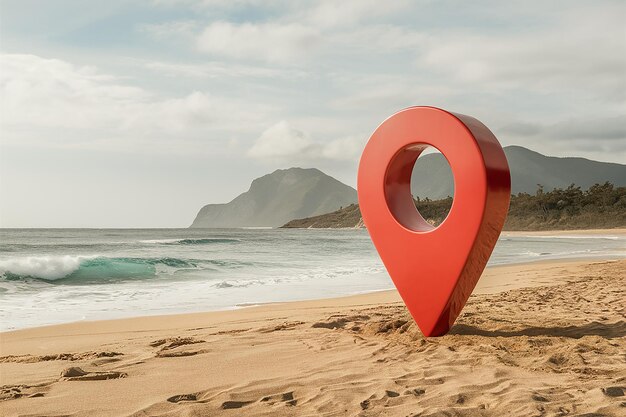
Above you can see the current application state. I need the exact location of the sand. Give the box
[1,259,625,416]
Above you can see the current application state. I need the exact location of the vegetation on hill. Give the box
[505,182,625,230]
[282,182,626,230]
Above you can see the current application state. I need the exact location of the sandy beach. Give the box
[1,258,624,416]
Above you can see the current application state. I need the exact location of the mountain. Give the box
[411,145,626,199]
[190,168,357,228]
[191,146,625,228]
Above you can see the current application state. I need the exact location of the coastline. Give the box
[2,228,624,332]
[0,258,595,337]
[3,255,623,334]
[1,258,624,416]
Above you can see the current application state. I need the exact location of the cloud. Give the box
[499,122,543,137]
[188,0,413,64]
[196,21,320,63]
[495,114,626,162]
[1,54,147,132]
[415,4,626,101]
[143,60,309,79]
[151,0,625,113]
[302,0,411,29]
[247,121,315,159]
[319,134,366,160]
[500,116,626,140]
[549,116,626,141]
[0,53,273,153]
[247,121,365,163]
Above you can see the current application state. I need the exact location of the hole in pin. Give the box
[384,144,454,232]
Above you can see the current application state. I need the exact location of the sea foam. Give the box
[0,255,94,280]
[0,255,198,283]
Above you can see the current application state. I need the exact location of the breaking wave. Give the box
[0,255,198,284]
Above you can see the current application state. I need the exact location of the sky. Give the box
[0,0,625,228]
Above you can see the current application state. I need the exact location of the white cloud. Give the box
[0,54,273,153]
[320,134,366,160]
[247,121,365,163]
[189,1,419,64]
[247,121,314,159]
[1,54,147,132]
[196,21,320,63]
[416,4,626,101]
[303,0,411,29]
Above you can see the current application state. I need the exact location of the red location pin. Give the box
[357,106,510,337]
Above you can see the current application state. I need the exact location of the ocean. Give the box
[1,228,624,331]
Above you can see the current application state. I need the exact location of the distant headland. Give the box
[190,146,626,230]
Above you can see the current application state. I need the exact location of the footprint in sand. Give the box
[360,399,370,410]
[0,385,48,400]
[164,391,296,409]
[151,337,206,358]
[0,351,123,364]
[359,389,408,411]
[602,386,624,397]
[385,390,400,398]
[60,366,127,381]
[167,393,200,403]
[311,314,371,330]
[222,400,255,409]
[260,391,297,406]
[156,350,203,358]
[166,392,253,409]
[150,337,204,349]
[259,321,304,333]
[404,388,425,396]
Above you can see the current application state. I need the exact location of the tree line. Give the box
[283,182,625,230]
[417,182,626,230]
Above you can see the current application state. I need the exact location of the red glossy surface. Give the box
[357,107,510,337]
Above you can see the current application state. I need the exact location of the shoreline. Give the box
[2,227,624,333]
[0,257,619,338]
[2,256,623,335]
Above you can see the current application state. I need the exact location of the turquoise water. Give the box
[1,228,624,330]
